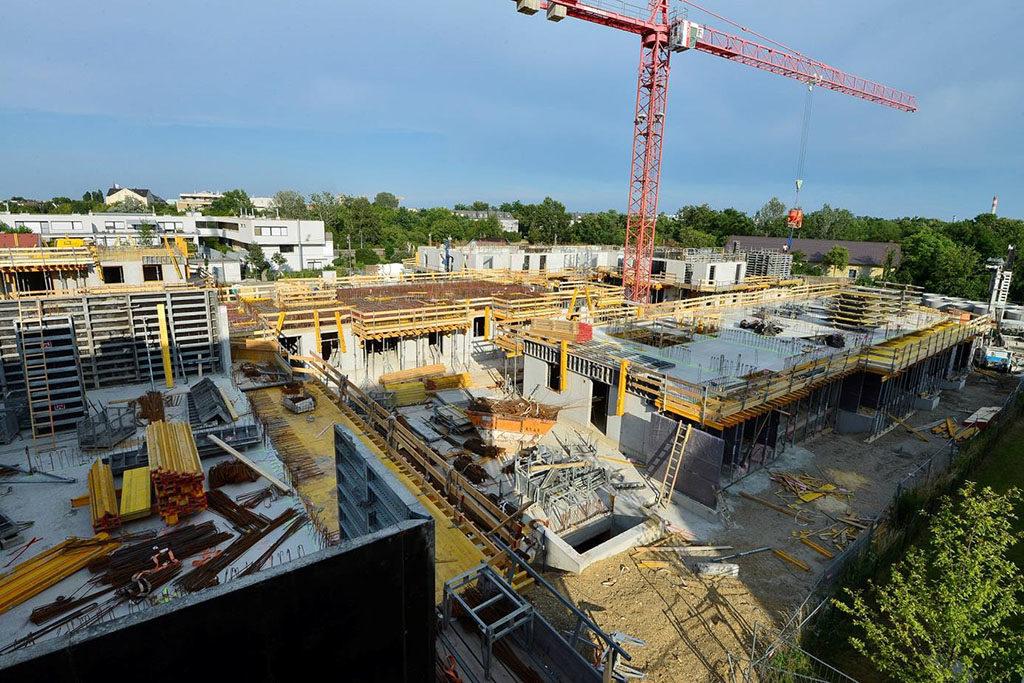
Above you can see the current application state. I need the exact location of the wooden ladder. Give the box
[657,422,692,507]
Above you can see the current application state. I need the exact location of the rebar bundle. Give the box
[91,521,230,588]
[175,508,298,593]
[205,489,269,532]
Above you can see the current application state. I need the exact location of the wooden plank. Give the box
[773,548,811,571]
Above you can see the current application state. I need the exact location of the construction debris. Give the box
[696,562,739,578]
[280,382,316,413]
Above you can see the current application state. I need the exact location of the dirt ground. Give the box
[529,550,773,682]
[529,372,1018,681]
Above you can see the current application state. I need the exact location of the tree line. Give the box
[6,189,1022,301]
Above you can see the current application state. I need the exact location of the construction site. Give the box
[1,0,1018,681]
[0,242,1014,680]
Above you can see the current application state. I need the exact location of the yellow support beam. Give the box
[559,340,568,393]
[616,359,630,416]
[483,305,492,339]
[334,310,347,353]
[585,285,596,312]
[275,311,286,333]
[156,303,174,389]
[162,237,183,279]
[313,310,322,358]
[567,287,579,320]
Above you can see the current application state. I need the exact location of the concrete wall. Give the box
[326,328,473,387]
[0,518,436,682]
[523,355,593,426]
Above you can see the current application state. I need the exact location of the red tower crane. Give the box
[512,0,917,302]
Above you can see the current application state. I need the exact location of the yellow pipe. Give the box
[585,285,596,312]
[334,310,347,353]
[616,359,630,416]
[156,303,174,389]
[483,306,492,339]
[559,340,568,393]
[313,310,322,358]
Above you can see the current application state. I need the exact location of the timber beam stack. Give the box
[87,459,121,532]
[147,421,207,525]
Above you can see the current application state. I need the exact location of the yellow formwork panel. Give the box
[249,383,484,602]
[120,466,152,521]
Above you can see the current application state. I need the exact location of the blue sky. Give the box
[1,0,1020,219]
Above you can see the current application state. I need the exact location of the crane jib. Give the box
[513,0,918,301]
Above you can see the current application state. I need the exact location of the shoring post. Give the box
[334,310,347,354]
[313,310,322,358]
[484,305,492,339]
[560,340,568,393]
[616,359,630,416]
[156,303,174,389]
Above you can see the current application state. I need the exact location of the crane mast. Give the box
[624,1,671,305]
[511,0,917,302]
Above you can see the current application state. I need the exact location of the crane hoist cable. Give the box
[787,81,816,250]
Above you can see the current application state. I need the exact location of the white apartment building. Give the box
[0,211,334,272]
[416,243,622,272]
[176,191,222,212]
[452,210,520,234]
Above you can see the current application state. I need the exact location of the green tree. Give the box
[136,223,156,246]
[354,247,380,266]
[271,251,288,275]
[207,189,253,216]
[246,243,268,277]
[272,190,308,219]
[373,192,400,209]
[898,228,985,298]
[790,250,821,276]
[753,197,788,236]
[821,245,850,276]
[504,197,570,244]
[837,483,1024,682]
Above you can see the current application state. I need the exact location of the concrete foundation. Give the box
[542,515,659,574]
[913,393,941,411]
[835,409,875,434]
[939,376,967,391]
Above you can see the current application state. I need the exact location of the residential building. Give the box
[726,236,901,279]
[0,211,334,272]
[104,184,163,207]
[251,196,275,212]
[416,242,621,272]
[176,191,223,212]
[453,209,520,233]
